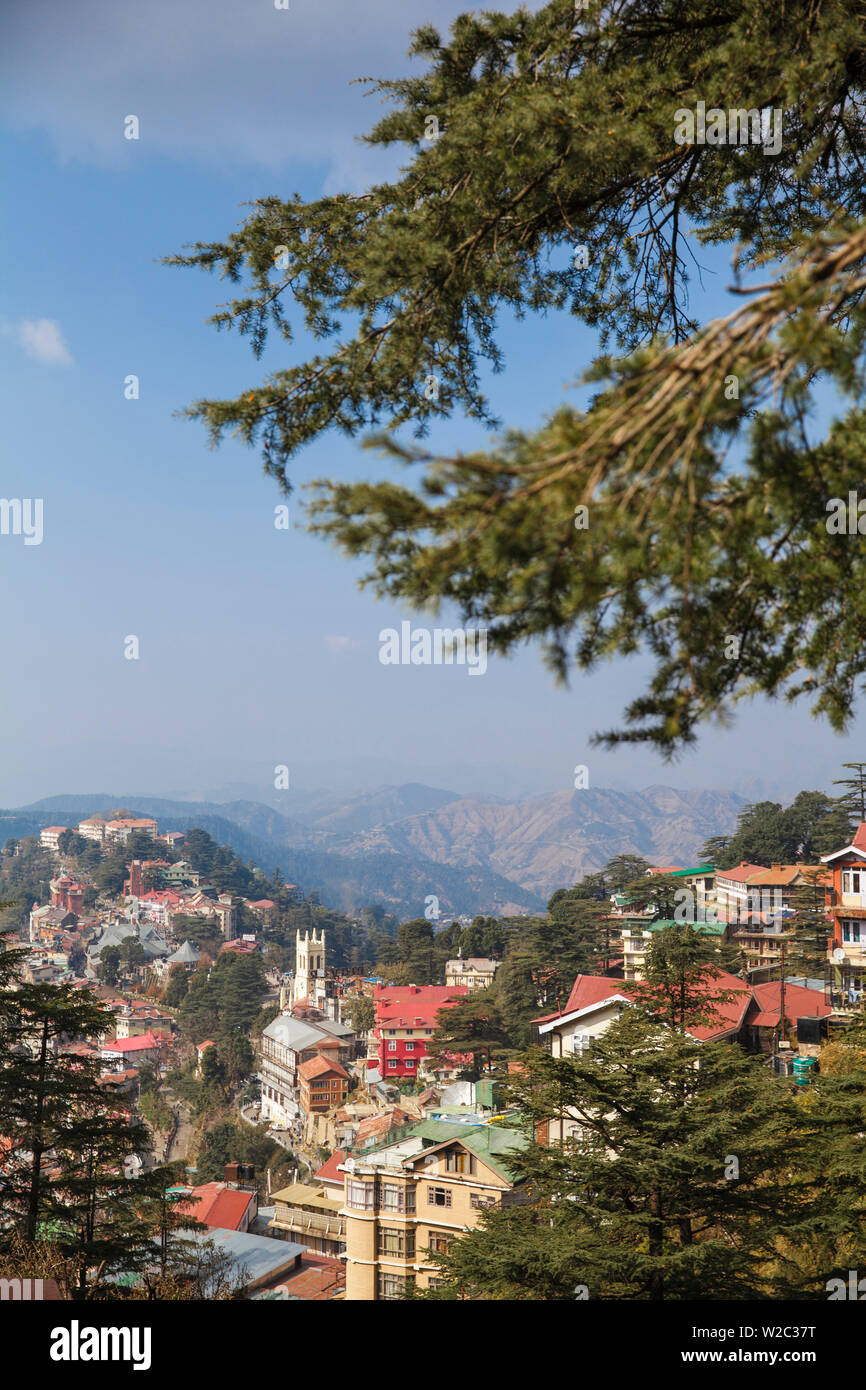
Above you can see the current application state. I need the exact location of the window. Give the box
[379,1182,410,1213]
[388,1041,397,1052]
[377,1272,414,1301]
[425,1029,433,1036]
[388,1060,398,1069]
[405,1059,415,1068]
[445,1149,475,1175]
[427,1277,444,1290]
[470,1192,495,1210]
[378,1227,415,1258]
[346,1179,375,1210]
[427,1232,451,1254]
[405,1042,415,1052]
[427,1186,452,1208]
[844,870,862,894]
[405,1030,414,1036]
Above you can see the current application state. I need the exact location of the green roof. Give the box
[457,1125,527,1183]
[645,918,727,936]
[665,865,715,878]
[366,1117,527,1183]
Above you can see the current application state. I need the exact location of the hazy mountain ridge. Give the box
[5,782,745,916]
[325,785,745,898]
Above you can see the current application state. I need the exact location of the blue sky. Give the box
[0,0,862,810]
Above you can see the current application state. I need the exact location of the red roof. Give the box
[299,1055,349,1082]
[537,970,753,1042]
[374,984,468,1029]
[102,1030,163,1053]
[275,1252,345,1301]
[176,1182,255,1231]
[313,1149,347,1186]
[716,862,768,884]
[853,822,866,852]
[746,981,831,1030]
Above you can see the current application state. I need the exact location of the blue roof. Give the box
[190,1229,306,1290]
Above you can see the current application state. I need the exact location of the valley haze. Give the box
[1,782,745,921]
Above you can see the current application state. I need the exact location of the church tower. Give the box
[294,927,326,1004]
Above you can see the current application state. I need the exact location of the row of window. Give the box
[387,1040,418,1051]
[377,1229,452,1257]
[347,1179,416,1213]
[384,1029,433,1036]
[376,1272,448,1299]
[347,1178,497,1212]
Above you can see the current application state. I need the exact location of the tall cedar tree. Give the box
[628,921,742,1035]
[429,993,510,1079]
[428,1009,865,1300]
[0,982,115,1241]
[169,0,866,753]
[787,868,833,986]
[832,762,866,825]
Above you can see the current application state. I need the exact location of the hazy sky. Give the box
[1,0,863,810]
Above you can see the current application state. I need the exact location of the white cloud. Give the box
[14,318,73,366]
[324,634,362,656]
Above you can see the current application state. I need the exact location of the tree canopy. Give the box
[170,0,866,752]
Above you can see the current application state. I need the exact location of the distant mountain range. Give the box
[1,783,745,921]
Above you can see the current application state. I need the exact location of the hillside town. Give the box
[1,790,865,1301]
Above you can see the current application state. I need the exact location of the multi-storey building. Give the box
[444,957,500,991]
[39,826,68,854]
[78,815,107,843]
[341,1118,526,1299]
[620,916,728,981]
[299,1055,350,1115]
[821,822,866,1003]
[373,984,469,1081]
[104,817,158,845]
[259,1013,356,1125]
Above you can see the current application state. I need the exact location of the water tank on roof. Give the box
[793,1056,817,1086]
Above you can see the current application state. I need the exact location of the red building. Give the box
[821,821,866,1003]
[50,875,86,915]
[373,984,469,1080]
[298,1055,350,1114]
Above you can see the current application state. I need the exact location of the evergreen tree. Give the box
[490,945,543,1048]
[602,854,652,893]
[169,0,866,752]
[0,982,115,1242]
[49,1098,153,1298]
[345,994,375,1036]
[630,922,741,1035]
[429,994,509,1080]
[787,868,832,987]
[832,763,866,826]
[430,1010,863,1300]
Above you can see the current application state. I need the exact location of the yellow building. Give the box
[341,1119,526,1299]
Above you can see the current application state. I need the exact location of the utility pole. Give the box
[777,939,787,1052]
